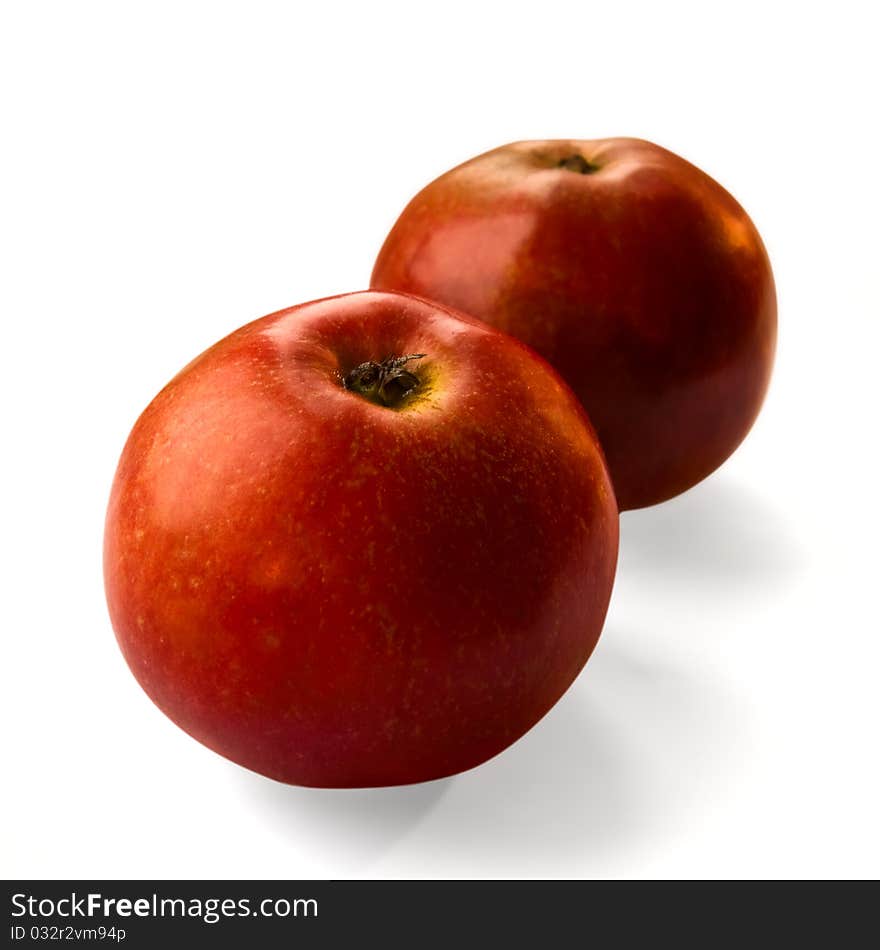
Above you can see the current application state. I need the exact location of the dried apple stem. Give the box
[558,154,598,174]
[344,354,426,408]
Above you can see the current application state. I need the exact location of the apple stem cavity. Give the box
[344,354,426,408]
[558,154,598,174]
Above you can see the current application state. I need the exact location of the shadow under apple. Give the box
[396,633,746,876]
[617,473,805,594]
[241,759,451,874]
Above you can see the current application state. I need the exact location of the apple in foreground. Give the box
[104,291,618,787]
[371,138,777,510]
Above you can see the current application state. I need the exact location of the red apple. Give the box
[104,291,618,787]
[371,139,777,510]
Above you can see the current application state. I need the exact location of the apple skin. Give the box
[371,139,777,510]
[104,291,618,788]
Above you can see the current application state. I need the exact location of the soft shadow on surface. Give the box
[242,636,744,875]
[618,475,805,591]
[245,764,451,870]
[410,636,744,872]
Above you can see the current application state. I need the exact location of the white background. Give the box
[2,1,878,880]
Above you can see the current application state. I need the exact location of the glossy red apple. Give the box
[371,138,777,510]
[104,291,618,787]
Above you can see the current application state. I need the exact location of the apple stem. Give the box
[344,354,426,408]
[558,154,598,174]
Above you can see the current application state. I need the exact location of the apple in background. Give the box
[104,291,618,787]
[371,138,777,510]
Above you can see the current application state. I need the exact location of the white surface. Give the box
[2,1,878,880]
